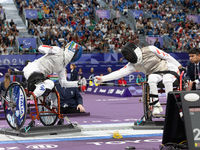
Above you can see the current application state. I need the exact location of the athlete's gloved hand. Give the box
[0,72,3,76]
[179,66,186,73]
[94,76,103,84]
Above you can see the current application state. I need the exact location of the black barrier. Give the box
[162,91,200,149]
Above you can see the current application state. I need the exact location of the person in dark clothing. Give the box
[9,19,15,27]
[154,38,160,49]
[185,48,200,90]
[70,63,78,81]
[55,81,85,114]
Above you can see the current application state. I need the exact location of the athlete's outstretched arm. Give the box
[95,63,136,82]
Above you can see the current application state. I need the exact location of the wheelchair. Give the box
[141,71,185,122]
[1,81,63,130]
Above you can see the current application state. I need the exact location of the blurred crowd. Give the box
[15,0,139,53]
[2,0,199,55]
[112,0,200,52]
[0,4,18,55]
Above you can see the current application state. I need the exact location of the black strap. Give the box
[149,100,159,106]
[149,94,158,98]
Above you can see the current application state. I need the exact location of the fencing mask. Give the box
[121,41,142,64]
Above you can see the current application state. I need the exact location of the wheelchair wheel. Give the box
[4,82,27,130]
[37,92,58,126]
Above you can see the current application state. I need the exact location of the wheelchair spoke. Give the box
[38,92,58,126]
[4,82,27,130]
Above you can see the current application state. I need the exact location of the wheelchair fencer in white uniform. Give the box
[23,41,83,98]
[95,41,185,115]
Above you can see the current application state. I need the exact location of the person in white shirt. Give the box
[123,6,128,16]
[66,24,73,32]
[85,16,91,27]
[1,48,9,55]
[101,25,107,34]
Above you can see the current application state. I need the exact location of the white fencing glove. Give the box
[94,76,103,84]
[0,73,3,76]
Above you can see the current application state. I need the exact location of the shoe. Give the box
[152,101,163,115]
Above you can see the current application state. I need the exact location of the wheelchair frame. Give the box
[134,71,185,129]
[1,81,64,130]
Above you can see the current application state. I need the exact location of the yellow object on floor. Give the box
[113,131,123,139]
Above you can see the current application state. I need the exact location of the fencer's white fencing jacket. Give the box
[23,45,78,88]
[101,46,181,82]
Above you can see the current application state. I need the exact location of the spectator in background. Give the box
[19,44,25,54]
[8,33,14,46]
[0,11,4,22]
[78,74,87,92]
[89,67,95,74]
[154,38,160,49]
[9,50,14,55]
[9,19,15,27]
[136,20,144,34]
[136,74,144,86]
[88,22,95,31]
[3,35,10,46]
[78,68,83,75]
[7,69,12,75]
[122,6,128,17]
[168,42,176,52]
[70,63,78,81]
[0,43,7,53]
[2,48,8,55]
[107,67,112,73]
[102,39,109,53]
[29,46,36,54]
[118,57,124,63]
[11,25,19,36]
[0,73,11,94]
[116,8,120,23]
[98,73,107,86]
[37,10,43,22]
[118,77,127,87]
[28,21,35,34]
[109,0,112,9]
[163,45,168,51]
